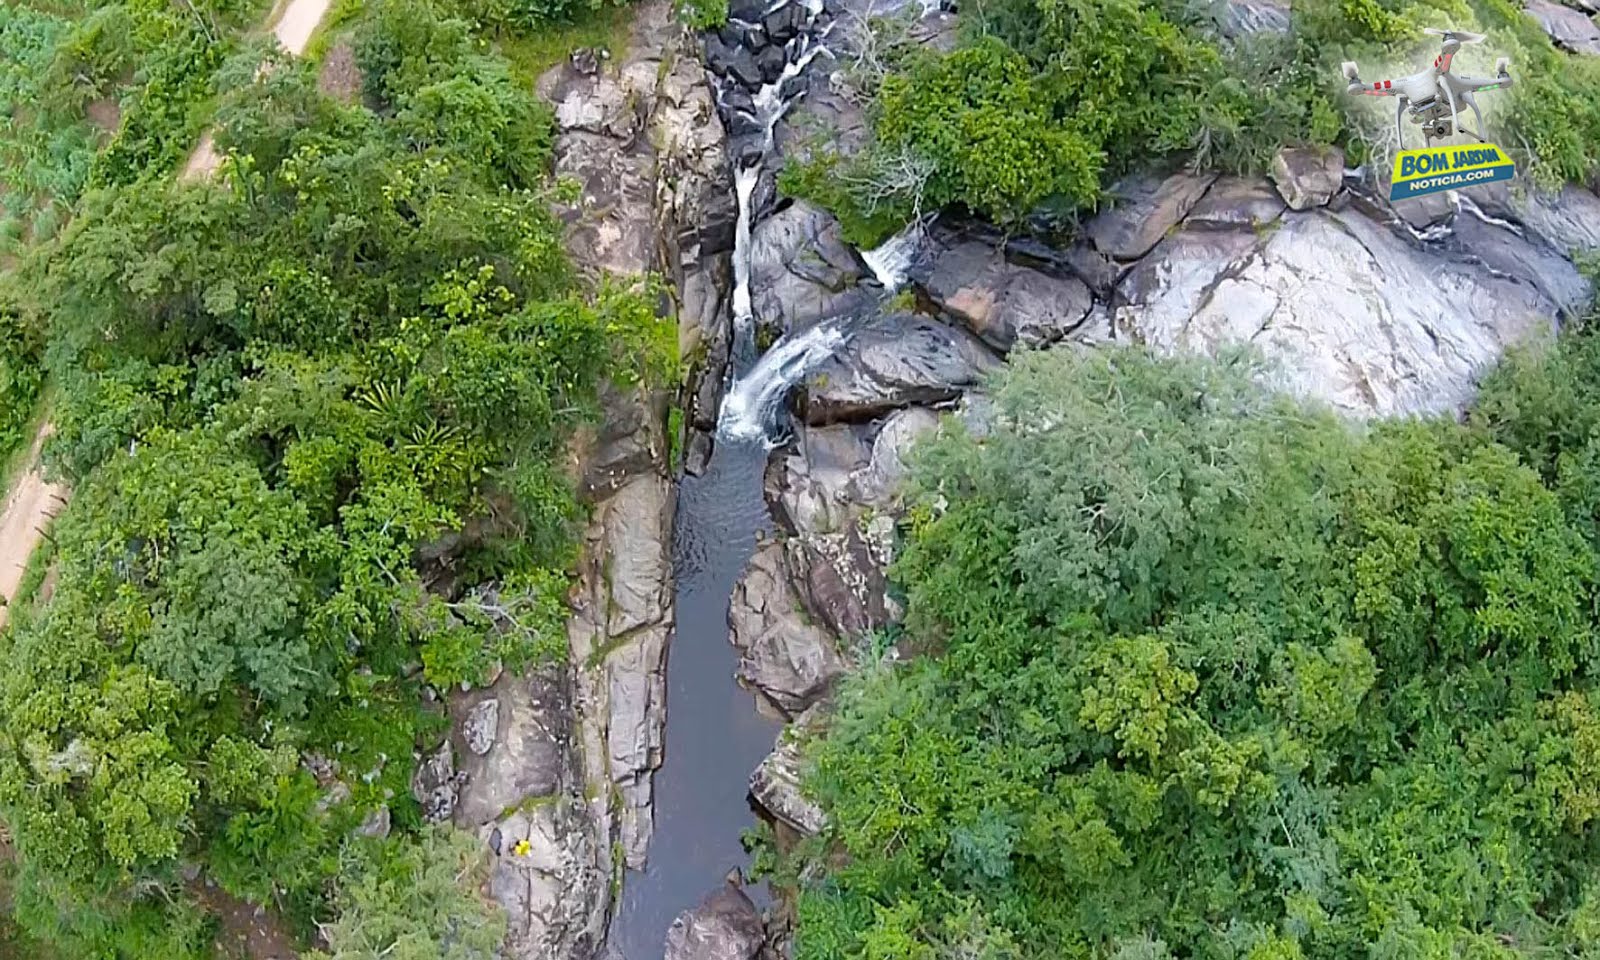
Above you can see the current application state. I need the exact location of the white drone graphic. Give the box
[1342,28,1513,148]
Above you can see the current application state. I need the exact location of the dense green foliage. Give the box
[0,300,44,460]
[0,1,670,955]
[307,827,506,960]
[786,336,1600,958]
[0,0,269,248]
[784,0,1600,238]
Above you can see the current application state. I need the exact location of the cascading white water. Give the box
[712,0,923,448]
[730,165,759,328]
[718,319,849,442]
[861,219,925,289]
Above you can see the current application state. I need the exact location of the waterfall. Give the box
[709,0,920,448]
[717,319,850,443]
[861,219,925,291]
[731,165,759,330]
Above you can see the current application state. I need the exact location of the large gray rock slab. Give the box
[749,705,827,837]
[1116,209,1562,416]
[1270,147,1345,211]
[804,313,1001,424]
[452,670,569,828]
[1526,0,1600,53]
[1448,205,1592,313]
[664,884,766,960]
[749,201,870,333]
[486,799,606,960]
[914,241,1094,350]
[729,542,848,717]
[1085,171,1219,261]
[1515,182,1600,254]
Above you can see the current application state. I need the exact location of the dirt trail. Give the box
[0,424,68,631]
[182,0,334,180]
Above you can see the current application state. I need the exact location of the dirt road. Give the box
[0,424,68,630]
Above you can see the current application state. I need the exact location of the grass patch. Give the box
[304,0,368,63]
[0,388,50,498]
[496,4,634,87]
[5,520,58,631]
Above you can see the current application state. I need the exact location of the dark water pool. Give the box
[609,436,781,960]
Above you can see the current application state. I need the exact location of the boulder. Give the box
[787,531,892,641]
[749,705,828,836]
[1185,177,1287,229]
[804,313,1001,424]
[763,2,808,43]
[1115,208,1561,416]
[1085,171,1219,261]
[914,241,1094,350]
[1525,0,1600,53]
[410,740,459,824]
[857,406,939,505]
[749,202,870,332]
[1269,147,1345,211]
[464,698,500,756]
[768,423,874,537]
[664,884,766,960]
[1222,0,1290,35]
[729,542,848,717]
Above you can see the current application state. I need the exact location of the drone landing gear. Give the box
[1396,97,1408,147]
[1460,90,1486,141]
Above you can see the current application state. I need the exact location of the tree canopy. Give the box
[0,1,670,955]
[787,336,1600,959]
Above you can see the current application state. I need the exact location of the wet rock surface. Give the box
[729,542,848,717]
[749,705,828,836]
[664,884,766,960]
[749,201,871,333]
[804,313,1001,423]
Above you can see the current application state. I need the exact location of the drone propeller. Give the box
[1341,60,1361,81]
[1423,27,1487,43]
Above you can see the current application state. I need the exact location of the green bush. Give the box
[786,0,1600,234]
[0,304,43,461]
[307,828,506,960]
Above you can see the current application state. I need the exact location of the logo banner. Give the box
[1389,143,1516,201]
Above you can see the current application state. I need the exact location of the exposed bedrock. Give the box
[412,4,738,958]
